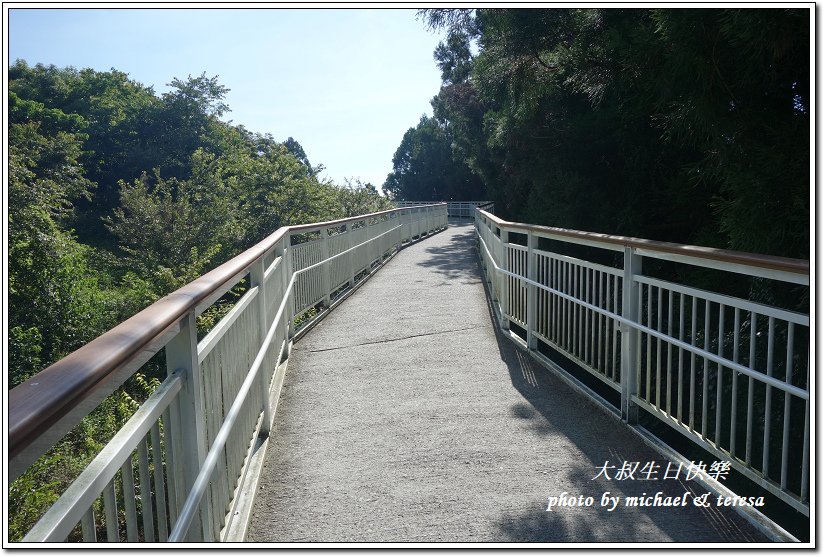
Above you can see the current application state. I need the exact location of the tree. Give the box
[8,104,110,387]
[383,114,485,201]
[415,8,809,259]
[336,179,393,217]
[283,136,323,177]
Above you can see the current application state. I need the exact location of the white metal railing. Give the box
[11,203,448,543]
[395,200,493,219]
[475,208,810,516]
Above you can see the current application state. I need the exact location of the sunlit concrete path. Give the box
[246,222,769,543]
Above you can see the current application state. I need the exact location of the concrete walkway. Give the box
[246,222,769,543]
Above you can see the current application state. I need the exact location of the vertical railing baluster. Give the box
[745,312,757,466]
[715,304,725,447]
[535,254,541,337]
[348,224,357,287]
[584,268,590,364]
[522,250,526,323]
[321,227,332,308]
[103,480,119,542]
[666,290,673,416]
[500,229,510,330]
[121,458,138,542]
[557,258,563,346]
[550,258,556,342]
[81,507,96,542]
[204,349,219,540]
[677,293,685,424]
[702,299,710,439]
[163,406,180,526]
[515,249,521,323]
[656,287,662,410]
[620,248,641,424]
[565,261,571,351]
[646,285,652,403]
[507,248,512,322]
[543,255,548,338]
[597,271,604,375]
[285,239,296,347]
[611,275,619,382]
[762,316,776,478]
[780,323,795,490]
[526,232,537,349]
[730,308,741,458]
[689,297,697,431]
[151,422,169,542]
[637,281,643,376]
[137,436,155,542]
[574,264,580,358]
[801,356,809,504]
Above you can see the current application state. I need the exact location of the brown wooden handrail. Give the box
[477,209,809,276]
[8,227,286,461]
[9,203,446,463]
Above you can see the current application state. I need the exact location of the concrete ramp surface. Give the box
[246,222,769,543]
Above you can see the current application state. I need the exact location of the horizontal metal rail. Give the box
[21,372,183,542]
[169,223,404,541]
[477,233,808,400]
[12,203,447,543]
[395,200,494,219]
[477,210,809,283]
[475,208,810,517]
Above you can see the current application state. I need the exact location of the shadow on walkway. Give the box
[415,222,482,284]
[475,244,767,543]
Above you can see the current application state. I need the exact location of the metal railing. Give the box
[394,200,494,219]
[10,203,448,543]
[474,208,810,516]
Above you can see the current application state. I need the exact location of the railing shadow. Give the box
[475,252,767,543]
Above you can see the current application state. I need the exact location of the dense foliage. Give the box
[8,61,391,539]
[383,114,485,201]
[387,8,809,261]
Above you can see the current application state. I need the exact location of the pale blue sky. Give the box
[8,8,447,190]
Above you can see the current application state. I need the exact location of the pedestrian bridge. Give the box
[9,203,810,544]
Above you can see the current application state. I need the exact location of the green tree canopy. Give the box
[414,8,809,259]
[383,114,485,201]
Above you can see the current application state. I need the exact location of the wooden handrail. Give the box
[9,204,446,463]
[8,227,287,461]
[477,209,809,276]
[288,203,445,232]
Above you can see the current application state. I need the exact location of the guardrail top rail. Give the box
[9,203,448,543]
[474,207,810,520]
[395,201,495,219]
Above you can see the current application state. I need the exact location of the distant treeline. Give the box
[385,8,809,262]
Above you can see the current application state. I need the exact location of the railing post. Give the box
[620,247,642,424]
[165,312,212,542]
[321,226,332,307]
[347,224,356,287]
[401,209,409,243]
[283,236,295,350]
[369,218,377,268]
[394,212,402,252]
[250,258,271,435]
[526,231,538,350]
[423,207,430,234]
[500,228,510,331]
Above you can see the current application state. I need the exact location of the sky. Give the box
[7,7,448,190]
